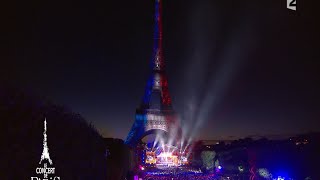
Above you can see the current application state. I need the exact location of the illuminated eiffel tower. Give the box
[125,0,181,147]
[39,118,53,165]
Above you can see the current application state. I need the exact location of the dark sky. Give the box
[1,0,319,140]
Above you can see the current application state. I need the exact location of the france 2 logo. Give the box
[287,0,297,11]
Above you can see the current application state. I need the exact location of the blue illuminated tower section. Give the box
[125,0,181,147]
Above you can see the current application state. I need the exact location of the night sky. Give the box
[1,0,319,140]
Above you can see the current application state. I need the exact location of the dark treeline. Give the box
[0,86,107,179]
[105,138,131,180]
[210,136,320,179]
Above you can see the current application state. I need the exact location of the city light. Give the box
[238,166,244,172]
[139,166,145,171]
[274,176,285,180]
[258,168,272,179]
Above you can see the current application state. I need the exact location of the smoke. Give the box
[176,1,257,151]
[151,1,258,155]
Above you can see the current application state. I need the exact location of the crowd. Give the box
[143,173,216,180]
[141,167,216,180]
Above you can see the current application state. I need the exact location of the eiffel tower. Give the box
[125,0,181,147]
[39,118,53,165]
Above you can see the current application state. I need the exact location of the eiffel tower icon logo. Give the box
[39,118,53,165]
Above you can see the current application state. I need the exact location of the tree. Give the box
[201,151,216,170]
[214,159,220,168]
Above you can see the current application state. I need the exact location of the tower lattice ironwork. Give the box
[125,0,181,147]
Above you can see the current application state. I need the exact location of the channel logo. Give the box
[31,118,61,180]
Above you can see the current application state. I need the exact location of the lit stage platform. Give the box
[143,144,189,168]
[134,144,217,180]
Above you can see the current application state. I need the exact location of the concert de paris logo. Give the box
[31,118,60,180]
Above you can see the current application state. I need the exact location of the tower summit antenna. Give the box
[152,0,164,71]
[39,118,53,165]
